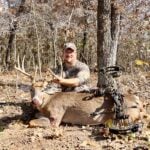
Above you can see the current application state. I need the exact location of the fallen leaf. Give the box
[135,59,149,66]
[105,119,113,128]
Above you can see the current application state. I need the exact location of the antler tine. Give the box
[48,68,59,79]
[32,66,38,83]
[58,56,63,78]
[17,55,21,69]
[22,55,25,72]
[15,55,33,80]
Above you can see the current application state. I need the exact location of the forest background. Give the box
[0,0,149,73]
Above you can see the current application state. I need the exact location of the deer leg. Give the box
[48,107,67,127]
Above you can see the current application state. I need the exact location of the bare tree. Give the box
[5,18,17,69]
[97,0,121,88]
[0,0,148,73]
[5,0,26,70]
[97,0,111,88]
[111,1,120,65]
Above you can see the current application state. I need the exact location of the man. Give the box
[29,42,90,127]
[52,42,90,92]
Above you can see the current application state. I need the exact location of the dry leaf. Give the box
[105,119,113,128]
[135,59,149,66]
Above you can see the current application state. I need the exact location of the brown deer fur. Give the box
[29,81,145,127]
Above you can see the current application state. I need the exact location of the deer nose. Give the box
[32,96,43,107]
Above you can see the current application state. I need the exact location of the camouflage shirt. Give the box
[55,60,90,92]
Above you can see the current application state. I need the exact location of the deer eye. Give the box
[30,88,34,93]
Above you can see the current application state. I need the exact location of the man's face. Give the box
[63,48,77,64]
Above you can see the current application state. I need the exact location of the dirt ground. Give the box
[0,71,149,150]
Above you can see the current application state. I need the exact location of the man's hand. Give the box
[52,75,63,84]
[51,75,80,87]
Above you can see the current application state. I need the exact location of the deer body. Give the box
[38,92,114,126]
[30,81,144,127]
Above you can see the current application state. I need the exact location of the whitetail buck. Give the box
[30,82,145,128]
[15,59,145,128]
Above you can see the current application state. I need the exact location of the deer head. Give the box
[15,56,61,109]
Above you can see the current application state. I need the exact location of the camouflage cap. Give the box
[64,42,77,52]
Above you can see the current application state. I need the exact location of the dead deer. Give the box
[15,58,145,128]
[30,82,145,127]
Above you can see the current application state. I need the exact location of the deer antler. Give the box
[48,68,59,79]
[58,56,63,78]
[15,55,34,80]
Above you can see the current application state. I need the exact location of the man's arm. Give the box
[54,77,80,87]
[52,71,90,87]
[52,61,90,87]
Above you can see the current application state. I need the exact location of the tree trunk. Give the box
[79,9,88,64]
[5,0,26,70]
[111,2,120,65]
[97,0,120,88]
[79,31,88,64]
[97,0,112,88]
[5,19,17,69]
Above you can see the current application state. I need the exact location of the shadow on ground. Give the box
[0,101,36,130]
